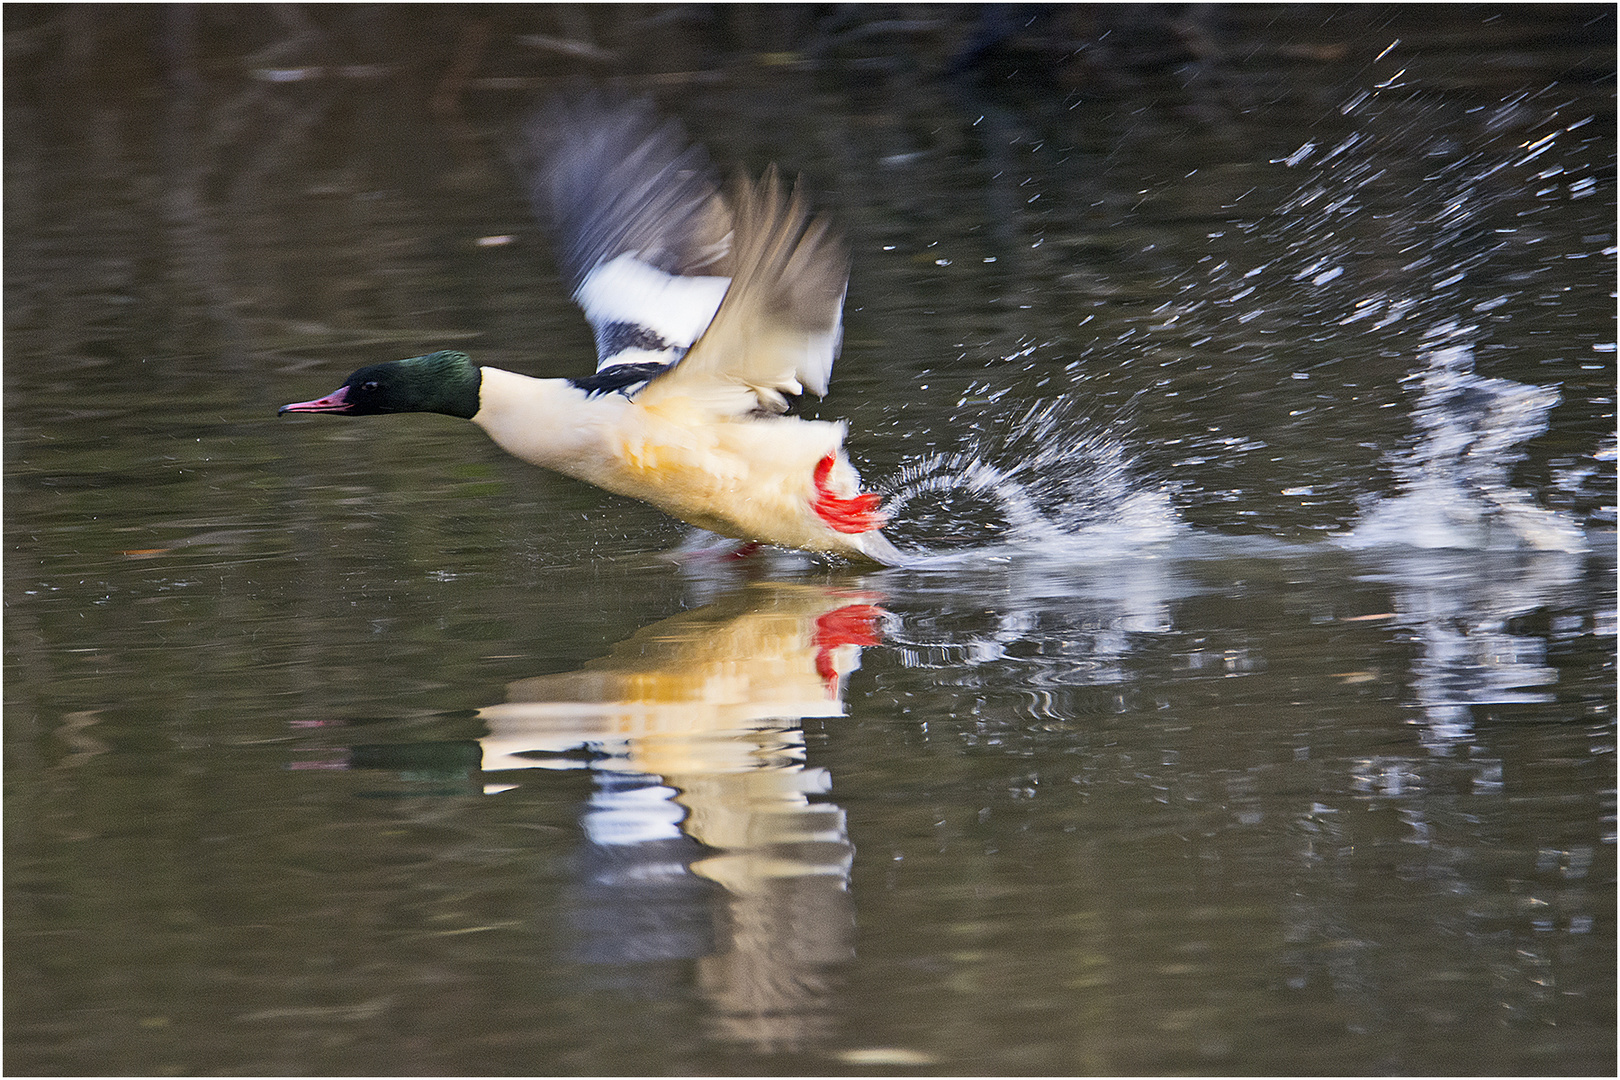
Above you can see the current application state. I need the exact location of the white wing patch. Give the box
[575,254,730,372]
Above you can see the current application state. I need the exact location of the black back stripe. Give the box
[569,362,672,398]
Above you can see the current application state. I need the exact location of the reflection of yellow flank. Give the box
[477,584,879,773]
[475,582,876,862]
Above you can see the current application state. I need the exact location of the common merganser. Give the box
[280,98,901,565]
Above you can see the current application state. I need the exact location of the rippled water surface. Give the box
[6,6,1615,1075]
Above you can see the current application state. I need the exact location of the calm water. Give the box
[6,6,1615,1075]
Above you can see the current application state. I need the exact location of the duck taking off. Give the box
[280,98,901,565]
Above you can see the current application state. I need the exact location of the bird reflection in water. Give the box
[329,584,885,1052]
[487,584,882,1050]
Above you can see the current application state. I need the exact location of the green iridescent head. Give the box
[279,351,481,419]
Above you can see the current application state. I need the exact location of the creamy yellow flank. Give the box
[471,370,887,559]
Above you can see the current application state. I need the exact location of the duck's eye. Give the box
[361,380,380,393]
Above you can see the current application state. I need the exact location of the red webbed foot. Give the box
[812,454,889,534]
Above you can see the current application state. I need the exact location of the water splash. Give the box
[1338,327,1587,553]
[879,395,1182,561]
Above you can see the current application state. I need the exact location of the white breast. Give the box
[471,367,626,479]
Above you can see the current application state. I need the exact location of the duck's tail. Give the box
[849,528,907,566]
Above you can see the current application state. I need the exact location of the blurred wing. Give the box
[637,166,848,416]
[521,96,734,373]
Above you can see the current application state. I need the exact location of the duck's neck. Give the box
[470,366,617,474]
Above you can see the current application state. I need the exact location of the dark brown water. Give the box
[6,6,1614,1075]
